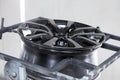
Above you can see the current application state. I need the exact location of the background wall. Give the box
[0,0,21,79]
[0,0,120,80]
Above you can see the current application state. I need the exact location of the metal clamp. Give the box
[4,60,27,80]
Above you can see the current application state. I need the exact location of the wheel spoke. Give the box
[26,28,53,36]
[74,27,95,31]
[67,21,74,28]
[26,33,48,40]
[43,37,58,46]
[67,38,83,48]
[73,27,96,34]
[71,33,104,38]
[48,19,57,27]
[25,28,47,32]
[37,17,58,30]
[64,21,74,33]
[48,19,60,33]
[76,36,99,45]
[26,22,52,32]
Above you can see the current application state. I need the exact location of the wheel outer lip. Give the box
[17,19,106,54]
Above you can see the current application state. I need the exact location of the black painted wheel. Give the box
[18,17,106,79]
[18,17,105,53]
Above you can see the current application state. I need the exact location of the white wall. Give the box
[0,0,120,80]
[0,0,21,54]
[25,0,120,35]
[0,0,21,79]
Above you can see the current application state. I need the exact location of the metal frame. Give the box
[0,18,120,80]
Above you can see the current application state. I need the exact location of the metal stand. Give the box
[0,18,120,80]
[4,60,27,80]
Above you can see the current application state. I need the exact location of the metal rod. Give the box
[1,18,4,28]
[0,52,97,80]
[0,18,5,39]
[19,66,27,80]
[84,50,120,80]
[102,43,120,51]
[98,50,120,72]
[105,33,120,41]
[0,52,55,78]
